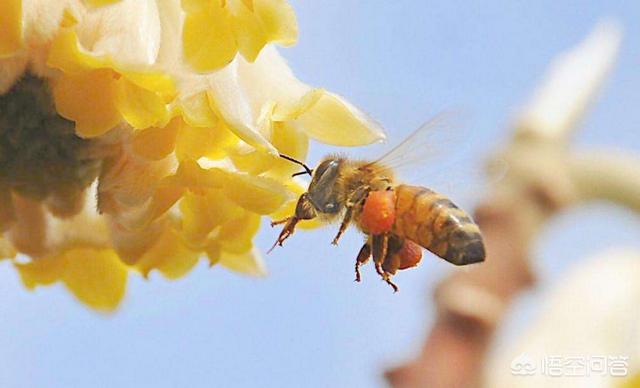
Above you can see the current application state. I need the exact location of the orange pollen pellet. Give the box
[398,239,422,270]
[361,190,396,235]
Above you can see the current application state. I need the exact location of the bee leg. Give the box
[269,193,316,253]
[333,187,369,246]
[382,250,401,276]
[371,234,399,292]
[268,217,299,253]
[381,234,403,276]
[332,207,353,245]
[354,241,371,282]
[270,217,291,226]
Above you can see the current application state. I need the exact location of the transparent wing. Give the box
[364,111,472,175]
[361,111,507,207]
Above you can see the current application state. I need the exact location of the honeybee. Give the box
[270,114,486,291]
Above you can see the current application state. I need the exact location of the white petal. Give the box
[76,0,161,66]
[236,46,385,145]
[234,45,309,116]
[204,60,278,154]
[486,249,640,387]
[46,182,111,252]
[517,20,622,140]
[22,0,84,46]
[154,0,184,72]
[155,1,277,154]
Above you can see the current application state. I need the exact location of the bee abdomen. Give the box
[393,185,485,265]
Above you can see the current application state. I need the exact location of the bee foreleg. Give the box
[332,207,353,245]
[354,241,371,282]
[270,217,291,226]
[268,217,299,253]
[269,193,316,253]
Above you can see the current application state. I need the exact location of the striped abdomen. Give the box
[392,184,485,265]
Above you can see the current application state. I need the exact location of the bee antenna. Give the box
[291,170,311,177]
[279,154,313,176]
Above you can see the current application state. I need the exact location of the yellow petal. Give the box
[99,146,174,216]
[136,225,199,279]
[272,88,324,121]
[0,0,22,56]
[124,71,176,101]
[217,211,260,254]
[232,0,298,62]
[16,247,128,311]
[131,117,181,160]
[183,3,238,72]
[176,120,238,161]
[229,121,307,177]
[204,240,221,266]
[51,70,121,137]
[226,101,276,174]
[240,0,254,11]
[267,121,308,176]
[231,47,385,146]
[223,171,290,214]
[84,0,123,7]
[219,247,267,276]
[110,218,165,265]
[178,92,219,128]
[176,160,226,191]
[227,147,271,175]
[16,255,66,289]
[294,91,386,145]
[115,77,170,129]
[253,0,298,46]
[60,8,79,28]
[47,29,108,74]
[148,176,185,221]
[0,238,15,259]
[180,190,243,247]
[207,87,278,155]
[181,0,209,13]
[62,248,127,311]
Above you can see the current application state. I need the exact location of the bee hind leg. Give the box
[371,234,399,292]
[354,241,371,282]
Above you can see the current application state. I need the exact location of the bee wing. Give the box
[364,111,507,205]
[365,111,472,175]
[368,112,473,175]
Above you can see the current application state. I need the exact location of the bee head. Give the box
[307,158,344,214]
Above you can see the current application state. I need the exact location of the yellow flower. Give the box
[181,0,298,71]
[0,0,385,311]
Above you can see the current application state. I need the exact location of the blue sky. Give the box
[1,1,640,387]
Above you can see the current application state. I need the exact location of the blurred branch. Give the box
[569,150,640,211]
[385,20,632,388]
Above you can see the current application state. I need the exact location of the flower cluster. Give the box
[0,0,384,310]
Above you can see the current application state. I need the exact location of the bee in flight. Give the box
[270,114,486,291]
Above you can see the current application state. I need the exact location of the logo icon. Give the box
[511,353,537,376]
